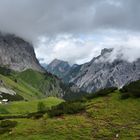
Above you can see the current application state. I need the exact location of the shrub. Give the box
[37,102,46,113]
[0,93,24,101]
[0,120,17,134]
[120,80,140,99]
[0,120,17,128]
[87,87,117,99]
[27,112,44,119]
[48,101,85,117]
[0,66,11,76]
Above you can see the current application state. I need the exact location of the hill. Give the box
[0,67,66,101]
[0,89,140,139]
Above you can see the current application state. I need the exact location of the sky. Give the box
[0,0,140,64]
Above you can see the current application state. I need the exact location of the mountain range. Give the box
[46,48,140,93]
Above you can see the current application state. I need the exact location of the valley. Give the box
[0,29,139,140]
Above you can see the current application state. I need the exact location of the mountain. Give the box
[47,48,140,93]
[0,33,72,101]
[0,33,44,72]
[46,59,71,79]
[70,48,140,92]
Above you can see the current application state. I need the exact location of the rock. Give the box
[116,134,119,138]
[0,33,44,72]
[0,87,16,95]
[48,48,140,93]
[70,48,140,92]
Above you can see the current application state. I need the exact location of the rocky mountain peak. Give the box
[101,48,113,56]
[0,33,44,72]
[47,48,140,93]
[46,59,71,78]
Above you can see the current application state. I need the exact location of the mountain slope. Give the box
[48,49,140,93]
[46,59,71,79]
[0,68,66,101]
[0,90,140,139]
[70,48,140,92]
[0,33,67,100]
[0,33,44,72]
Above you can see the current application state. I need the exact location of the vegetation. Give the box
[0,66,140,139]
[0,97,63,115]
[0,67,65,101]
[0,120,17,134]
[120,80,140,99]
[0,93,23,101]
[0,66,11,76]
[0,91,139,139]
[48,101,85,117]
[37,102,47,112]
[86,87,117,99]
[16,69,63,97]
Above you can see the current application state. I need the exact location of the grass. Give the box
[0,68,65,102]
[16,69,62,97]
[0,97,63,115]
[0,91,140,139]
[0,74,43,100]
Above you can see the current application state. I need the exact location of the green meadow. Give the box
[0,91,140,140]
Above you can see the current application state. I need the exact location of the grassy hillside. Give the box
[0,97,63,115]
[0,73,43,100]
[16,69,63,97]
[0,67,64,101]
[0,91,140,139]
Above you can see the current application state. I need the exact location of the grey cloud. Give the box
[0,0,140,64]
[0,0,139,42]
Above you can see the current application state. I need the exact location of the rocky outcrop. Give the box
[70,49,140,93]
[47,49,140,93]
[0,33,44,72]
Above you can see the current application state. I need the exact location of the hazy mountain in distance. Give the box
[46,59,71,79]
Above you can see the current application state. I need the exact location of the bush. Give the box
[120,80,140,99]
[0,120,17,128]
[0,120,17,134]
[0,66,11,76]
[37,102,46,113]
[120,92,130,99]
[0,93,24,101]
[27,112,44,119]
[48,101,85,117]
[87,87,117,99]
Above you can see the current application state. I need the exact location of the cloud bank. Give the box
[0,0,140,64]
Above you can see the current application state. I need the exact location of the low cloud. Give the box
[0,0,140,64]
[36,32,140,64]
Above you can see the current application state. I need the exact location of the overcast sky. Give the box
[0,0,140,64]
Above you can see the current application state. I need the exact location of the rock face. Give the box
[47,48,140,93]
[46,59,71,78]
[0,33,44,72]
[70,48,140,93]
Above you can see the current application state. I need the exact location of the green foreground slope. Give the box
[0,97,63,115]
[0,91,140,140]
